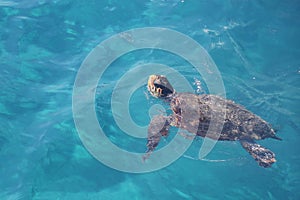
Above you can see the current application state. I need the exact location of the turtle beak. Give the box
[147,75,174,98]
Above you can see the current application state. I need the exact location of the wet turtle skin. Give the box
[144,75,281,167]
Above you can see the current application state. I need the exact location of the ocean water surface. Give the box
[0,0,299,199]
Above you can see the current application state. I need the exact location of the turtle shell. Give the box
[169,93,277,141]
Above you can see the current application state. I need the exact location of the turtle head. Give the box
[147,75,174,98]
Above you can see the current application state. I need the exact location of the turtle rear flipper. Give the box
[240,139,276,168]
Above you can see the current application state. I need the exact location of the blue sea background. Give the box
[1,0,300,199]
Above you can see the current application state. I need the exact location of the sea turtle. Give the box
[144,75,281,167]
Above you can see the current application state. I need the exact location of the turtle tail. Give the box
[271,128,282,140]
[271,135,282,141]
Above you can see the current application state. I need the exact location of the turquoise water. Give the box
[1,0,300,199]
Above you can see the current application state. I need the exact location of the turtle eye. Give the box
[150,85,156,91]
[147,83,155,92]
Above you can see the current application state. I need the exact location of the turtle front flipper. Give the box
[240,139,276,168]
[143,115,170,161]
